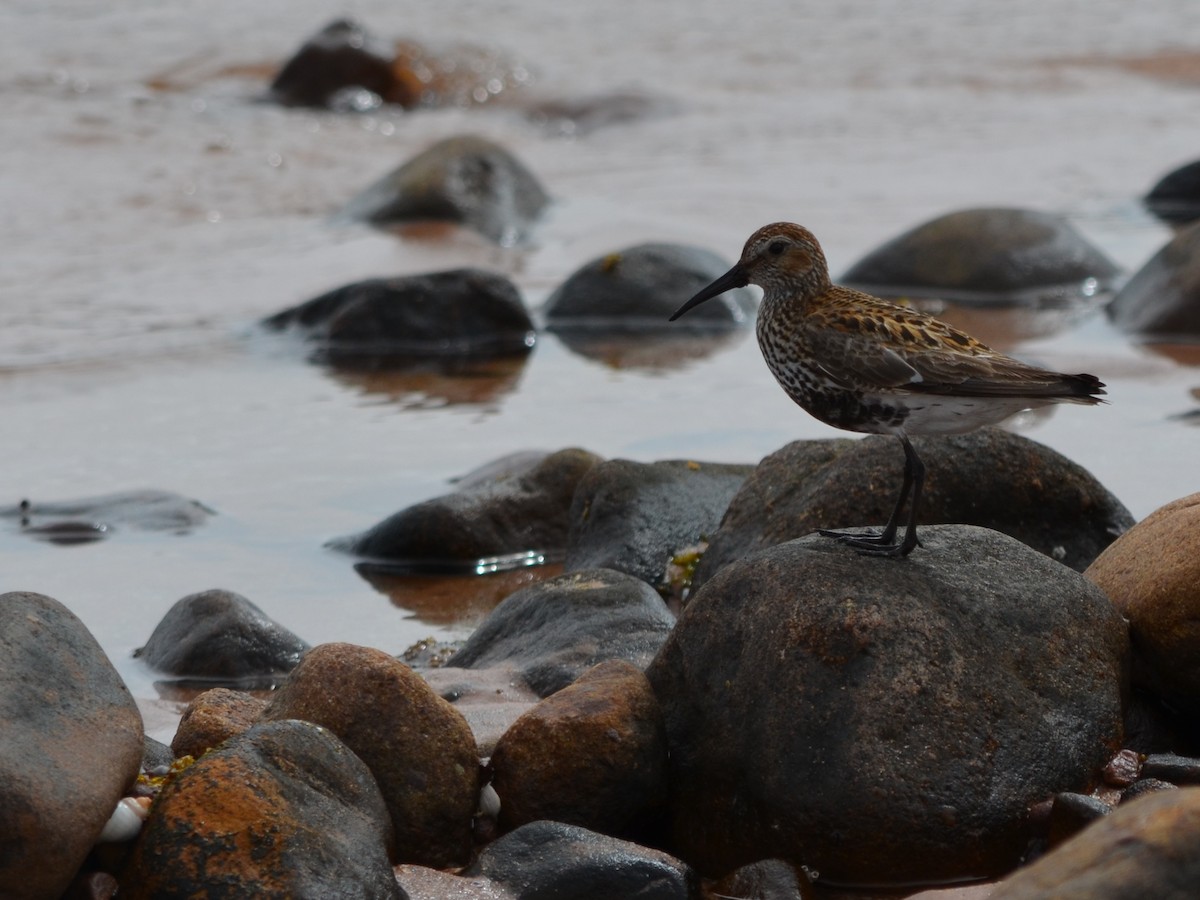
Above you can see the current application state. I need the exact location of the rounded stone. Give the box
[0,592,144,899]
[840,207,1120,305]
[1144,159,1200,225]
[1086,492,1200,712]
[171,688,268,759]
[1107,222,1200,338]
[260,643,480,867]
[543,243,757,329]
[646,527,1128,885]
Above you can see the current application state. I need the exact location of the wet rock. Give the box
[1086,492,1200,712]
[1047,792,1111,847]
[171,688,268,759]
[340,135,549,245]
[1144,159,1200,225]
[840,207,1120,305]
[988,788,1200,899]
[543,243,756,330]
[268,19,400,109]
[135,589,309,684]
[394,865,513,899]
[464,820,697,900]
[490,660,668,839]
[3,489,214,544]
[564,458,752,587]
[120,719,403,899]
[1141,752,1200,785]
[0,592,144,899]
[263,269,535,366]
[260,643,479,867]
[445,568,676,697]
[709,859,814,900]
[646,527,1128,885]
[142,735,174,773]
[333,448,600,570]
[1108,223,1200,339]
[693,429,1131,589]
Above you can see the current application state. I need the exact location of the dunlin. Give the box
[670,222,1106,557]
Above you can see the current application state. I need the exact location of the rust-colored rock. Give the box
[490,659,668,839]
[120,719,401,898]
[1086,492,1200,712]
[990,787,1200,899]
[171,688,267,759]
[260,643,479,867]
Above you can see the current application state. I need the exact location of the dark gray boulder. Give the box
[340,135,549,245]
[135,589,309,683]
[263,268,535,366]
[464,820,698,900]
[445,568,676,697]
[1107,222,1200,338]
[564,458,752,587]
[120,719,404,899]
[544,243,757,329]
[646,527,1129,885]
[840,207,1120,306]
[0,592,144,899]
[692,429,1132,590]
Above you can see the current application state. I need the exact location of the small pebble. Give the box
[97,796,151,843]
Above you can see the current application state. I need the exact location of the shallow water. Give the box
[3,0,1200,737]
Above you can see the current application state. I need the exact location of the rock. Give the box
[0,592,144,899]
[2,489,213,545]
[1102,749,1142,788]
[445,568,676,697]
[646,527,1128,885]
[333,448,601,570]
[1108,225,1200,340]
[260,643,479,867]
[490,660,668,839]
[120,719,403,899]
[840,207,1120,305]
[262,269,535,367]
[693,429,1132,589]
[393,865,513,899]
[464,820,697,900]
[418,664,540,757]
[142,735,174,773]
[1122,778,1177,802]
[564,458,752,587]
[988,788,1200,899]
[1141,752,1200,785]
[1047,792,1111,847]
[340,135,549,245]
[1144,159,1200,225]
[708,859,814,900]
[135,589,309,684]
[543,243,756,330]
[1086,493,1200,712]
[171,688,268,759]
[268,19,401,109]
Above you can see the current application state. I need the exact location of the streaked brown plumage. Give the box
[670,222,1106,557]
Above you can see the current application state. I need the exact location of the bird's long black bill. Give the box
[668,264,750,321]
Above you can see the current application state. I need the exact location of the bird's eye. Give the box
[767,240,787,256]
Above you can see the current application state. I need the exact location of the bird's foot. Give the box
[819,528,892,546]
[819,528,919,557]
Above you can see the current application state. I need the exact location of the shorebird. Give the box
[670,222,1106,557]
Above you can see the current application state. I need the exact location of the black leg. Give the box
[820,434,924,557]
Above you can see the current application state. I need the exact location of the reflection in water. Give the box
[327,354,528,409]
[551,327,751,373]
[356,562,563,626]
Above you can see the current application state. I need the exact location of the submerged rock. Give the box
[445,568,676,697]
[333,448,600,571]
[692,429,1131,590]
[464,820,697,900]
[120,720,403,899]
[260,643,479,868]
[543,243,756,330]
[989,788,1200,899]
[263,268,535,366]
[1086,492,1200,714]
[340,135,549,245]
[646,527,1128,884]
[135,589,309,684]
[3,489,214,544]
[0,592,144,899]
[840,207,1120,306]
[1107,222,1200,338]
[1144,159,1200,225]
[563,458,752,588]
[489,659,668,840]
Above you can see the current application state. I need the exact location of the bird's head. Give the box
[670,222,831,321]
